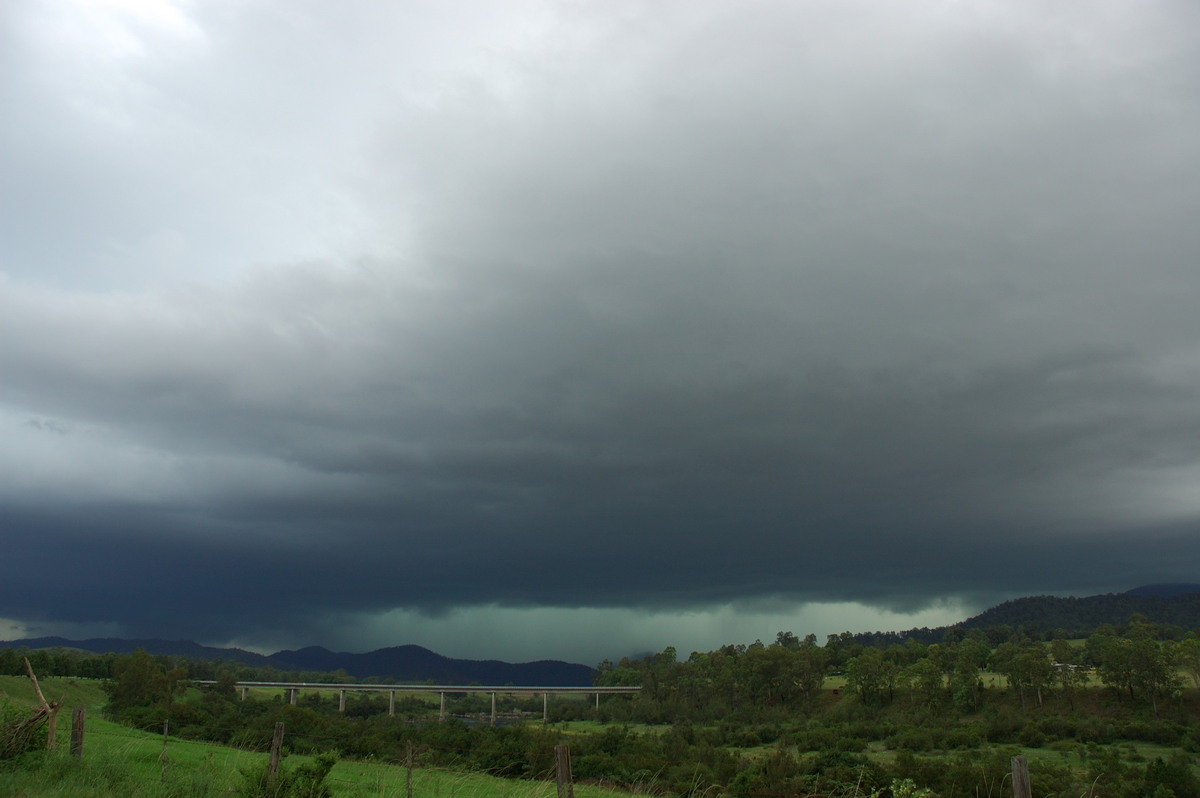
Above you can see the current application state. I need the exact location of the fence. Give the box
[40,708,1038,798]
[5,658,1039,798]
[36,711,580,798]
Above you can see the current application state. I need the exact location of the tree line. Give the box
[11,614,1200,797]
[0,646,370,686]
[90,628,1200,798]
[594,616,1200,723]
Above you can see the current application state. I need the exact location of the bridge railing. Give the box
[189,680,640,723]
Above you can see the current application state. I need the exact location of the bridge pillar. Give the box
[490,692,496,727]
[288,688,298,706]
[439,692,445,722]
[339,690,346,713]
[596,692,600,710]
[240,687,249,701]
[543,692,548,724]
[388,691,395,717]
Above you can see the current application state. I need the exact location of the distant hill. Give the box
[1125,583,1200,599]
[10,584,1200,672]
[0,637,276,667]
[0,637,595,686]
[267,644,595,685]
[840,585,1200,648]
[957,587,1200,636]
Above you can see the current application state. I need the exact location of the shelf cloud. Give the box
[3,0,1199,663]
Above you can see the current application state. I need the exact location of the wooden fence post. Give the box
[160,721,169,782]
[1011,755,1031,798]
[555,743,574,798]
[22,658,60,752]
[405,741,414,798]
[70,706,86,758]
[268,722,285,789]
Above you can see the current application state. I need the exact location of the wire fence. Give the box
[7,707,1046,798]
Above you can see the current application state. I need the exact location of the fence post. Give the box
[405,741,414,798]
[268,722,285,789]
[555,743,574,798]
[46,710,58,752]
[22,658,59,751]
[160,721,169,782]
[1011,755,1031,798]
[70,706,86,758]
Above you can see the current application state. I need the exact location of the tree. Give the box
[793,638,828,702]
[990,642,1050,709]
[1049,638,1083,706]
[904,657,943,707]
[1088,628,1134,698]
[1176,634,1200,688]
[104,650,188,723]
[1128,633,1178,716]
[948,647,986,712]
[845,649,896,706]
[1088,621,1180,713]
[774,631,800,649]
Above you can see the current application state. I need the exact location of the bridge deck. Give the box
[193,680,639,694]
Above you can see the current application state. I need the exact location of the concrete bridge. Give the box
[193,680,640,725]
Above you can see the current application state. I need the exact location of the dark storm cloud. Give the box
[3,0,1200,657]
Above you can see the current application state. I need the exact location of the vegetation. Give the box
[5,614,1200,796]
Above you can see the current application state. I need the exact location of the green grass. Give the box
[3,717,630,798]
[0,676,108,710]
[1,678,631,798]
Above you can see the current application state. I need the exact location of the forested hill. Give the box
[8,585,1200,671]
[269,644,595,685]
[0,637,594,685]
[849,585,1200,647]
[957,589,1200,636]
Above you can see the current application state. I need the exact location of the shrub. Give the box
[238,750,338,798]
[0,702,45,761]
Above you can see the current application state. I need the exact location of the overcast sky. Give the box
[3,0,1200,666]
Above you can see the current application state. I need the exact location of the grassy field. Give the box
[1,717,631,798]
[5,672,1198,796]
[0,676,628,798]
[0,675,108,710]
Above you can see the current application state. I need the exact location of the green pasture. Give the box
[1,676,628,798]
[5,670,1199,797]
[0,675,108,710]
[2,712,630,798]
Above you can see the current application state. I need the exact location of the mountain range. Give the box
[7,585,1200,679]
[0,637,595,686]
[956,584,1200,635]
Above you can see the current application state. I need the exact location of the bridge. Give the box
[193,680,640,725]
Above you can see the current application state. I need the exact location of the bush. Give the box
[238,750,338,798]
[1135,754,1200,798]
[1,702,45,761]
[1018,725,1046,748]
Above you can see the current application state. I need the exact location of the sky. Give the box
[2,0,1200,667]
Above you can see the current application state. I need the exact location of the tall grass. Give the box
[0,675,628,798]
[2,745,629,798]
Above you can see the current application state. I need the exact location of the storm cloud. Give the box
[3,0,1200,663]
